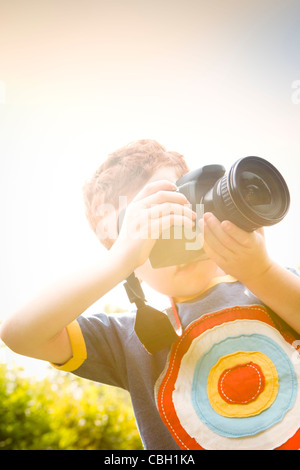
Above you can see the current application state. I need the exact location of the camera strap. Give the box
[123,272,183,354]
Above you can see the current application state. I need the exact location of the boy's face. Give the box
[125,167,225,298]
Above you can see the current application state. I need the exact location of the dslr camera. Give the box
[148,156,290,268]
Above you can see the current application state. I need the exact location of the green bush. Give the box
[0,363,143,450]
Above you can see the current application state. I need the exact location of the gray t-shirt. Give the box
[53,274,300,450]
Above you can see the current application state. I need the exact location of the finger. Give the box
[148,202,196,220]
[256,227,265,237]
[141,188,190,208]
[144,213,196,240]
[132,180,177,202]
[204,213,237,253]
[202,238,227,266]
[203,218,234,261]
[220,219,253,247]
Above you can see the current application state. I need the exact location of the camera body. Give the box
[148,164,225,268]
[149,156,290,268]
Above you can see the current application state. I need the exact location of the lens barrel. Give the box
[206,156,290,231]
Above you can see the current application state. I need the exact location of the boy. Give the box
[1,139,300,450]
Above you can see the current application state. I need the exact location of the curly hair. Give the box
[82,139,189,247]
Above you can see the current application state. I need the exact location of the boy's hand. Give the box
[114,180,196,270]
[201,212,272,284]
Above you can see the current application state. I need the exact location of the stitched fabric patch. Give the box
[217,361,265,404]
[155,306,300,450]
[207,351,278,417]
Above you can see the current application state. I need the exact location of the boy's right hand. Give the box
[0,180,196,366]
[113,180,197,270]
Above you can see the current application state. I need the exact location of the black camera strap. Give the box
[123,272,183,354]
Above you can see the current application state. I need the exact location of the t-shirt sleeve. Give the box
[287,266,300,277]
[50,311,135,390]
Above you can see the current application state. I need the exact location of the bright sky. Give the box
[0,0,300,373]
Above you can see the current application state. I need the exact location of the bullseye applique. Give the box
[207,351,278,418]
[155,306,300,450]
[218,361,265,404]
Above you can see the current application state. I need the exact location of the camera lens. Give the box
[240,172,272,209]
[208,156,290,231]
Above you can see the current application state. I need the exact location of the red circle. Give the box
[218,362,265,404]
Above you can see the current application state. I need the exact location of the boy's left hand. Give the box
[201,212,273,284]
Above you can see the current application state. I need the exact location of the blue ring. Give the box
[191,334,297,438]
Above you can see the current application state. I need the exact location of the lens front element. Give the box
[212,157,290,231]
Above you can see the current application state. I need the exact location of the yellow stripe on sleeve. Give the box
[50,320,87,372]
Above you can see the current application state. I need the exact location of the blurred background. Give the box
[0,0,299,449]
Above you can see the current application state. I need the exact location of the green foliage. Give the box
[0,363,143,450]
